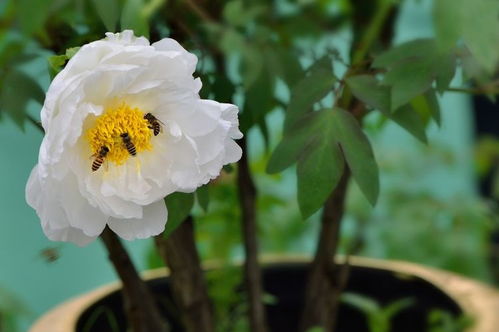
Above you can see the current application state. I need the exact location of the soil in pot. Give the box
[76,262,462,332]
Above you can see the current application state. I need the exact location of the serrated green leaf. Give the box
[297,134,344,219]
[284,56,335,130]
[196,185,210,212]
[164,193,194,237]
[346,75,390,112]
[331,109,379,205]
[91,0,120,32]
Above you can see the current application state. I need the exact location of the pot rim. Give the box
[29,255,499,332]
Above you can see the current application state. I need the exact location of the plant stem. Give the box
[237,136,268,332]
[100,227,168,332]
[351,0,393,66]
[154,217,214,332]
[300,2,395,331]
[299,171,350,332]
[446,86,499,95]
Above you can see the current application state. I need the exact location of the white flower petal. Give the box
[26,167,106,246]
[27,31,242,245]
[107,200,167,240]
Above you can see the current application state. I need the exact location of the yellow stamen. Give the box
[86,103,152,165]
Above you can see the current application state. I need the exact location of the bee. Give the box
[121,133,136,156]
[91,146,109,172]
[40,247,60,263]
[144,113,164,136]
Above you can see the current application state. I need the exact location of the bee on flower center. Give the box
[144,113,164,136]
[91,146,110,172]
[121,133,136,156]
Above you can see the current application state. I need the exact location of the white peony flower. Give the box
[26,30,243,246]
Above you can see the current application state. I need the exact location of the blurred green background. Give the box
[0,0,497,331]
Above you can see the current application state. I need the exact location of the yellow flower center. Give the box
[86,103,152,165]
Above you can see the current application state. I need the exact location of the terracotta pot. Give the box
[29,256,499,332]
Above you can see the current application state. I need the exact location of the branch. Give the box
[446,86,499,95]
[237,136,268,332]
[154,217,214,332]
[183,0,215,23]
[300,2,395,330]
[100,227,168,332]
[299,170,350,332]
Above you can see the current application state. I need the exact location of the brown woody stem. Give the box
[238,136,268,332]
[299,170,350,332]
[154,217,214,332]
[100,227,168,332]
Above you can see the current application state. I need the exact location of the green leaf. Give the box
[383,298,414,318]
[434,54,456,94]
[17,0,50,35]
[91,0,120,32]
[410,90,441,127]
[121,0,149,38]
[65,47,81,59]
[390,105,428,144]
[0,70,44,130]
[265,48,304,87]
[297,135,344,219]
[48,54,67,77]
[434,0,499,73]
[196,185,210,212]
[383,60,433,111]
[223,0,266,27]
[346,75,390,112]
[341,292,379,314]
[241,43,264,90]
[284,56,335,130]
[331,109,379,205]
[306,328,325,332]
[373,39,455,109]
[267,112,322,174]
[346,75,428,143]
[242,63,275,132]
[212,74,235,103]
[270,108,378,208]
[163,193,194,237]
